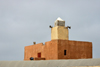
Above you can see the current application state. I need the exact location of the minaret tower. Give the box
[50,17,71,40]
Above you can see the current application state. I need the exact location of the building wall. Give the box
[51,26,58,40]
[43,40,58,60]
[51,26,69,40]
[58,40,92,59]
[24,40,58,60]
[24,40,92,60]
[24,43,44,60]
[58,26,69,40]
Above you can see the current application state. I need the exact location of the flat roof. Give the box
[0,58,100,67]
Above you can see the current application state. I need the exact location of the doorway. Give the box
[38,53,41,58]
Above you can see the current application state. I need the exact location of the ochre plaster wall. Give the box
[51,26,58,40]
[24,40,58,60]
[24,43,44,60]
[58,40,92,59]
[51,26,69,40]
[24,40,92,60]
[58,26,69,40]
[43,40,58,60]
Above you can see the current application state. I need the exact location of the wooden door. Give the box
[38,53,41,58]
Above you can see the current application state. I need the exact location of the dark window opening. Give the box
[64,50,66,55]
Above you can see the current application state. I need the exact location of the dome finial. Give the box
[56,17,64,21]
[54,17,65,26]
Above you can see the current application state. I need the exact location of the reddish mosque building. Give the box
[24,18,92,60]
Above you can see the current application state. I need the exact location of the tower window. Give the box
[64,50,66,55]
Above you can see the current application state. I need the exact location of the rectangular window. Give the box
[64,50,66,55]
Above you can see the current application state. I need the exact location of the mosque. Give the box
[24,17,92,60]
[1,18,100,67]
